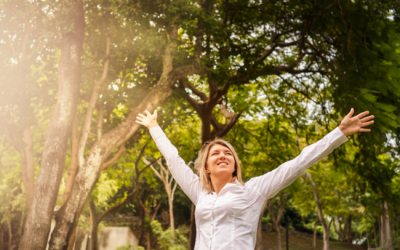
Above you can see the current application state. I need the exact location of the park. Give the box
[0,0,399,249]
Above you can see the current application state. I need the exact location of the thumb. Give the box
[347,108,354,118]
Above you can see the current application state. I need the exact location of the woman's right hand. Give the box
[136,110,159,129]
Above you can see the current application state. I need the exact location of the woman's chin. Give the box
[214,167,234,175]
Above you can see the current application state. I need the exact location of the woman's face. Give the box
[206,144,236,178]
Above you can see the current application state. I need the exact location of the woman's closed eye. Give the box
[212,152,231,156]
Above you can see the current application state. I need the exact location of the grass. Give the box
[261,231,367,250]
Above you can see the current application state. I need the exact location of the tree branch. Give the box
[78,32,111,167]
[97,105,104,140]
[100,143,126,172]
[185,82,208,102]
[97,188,138,223]
[219,104,235,120]
[176,80,202,114]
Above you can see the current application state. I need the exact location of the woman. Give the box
[135,108,374,250]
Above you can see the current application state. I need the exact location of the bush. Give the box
[151,220,189,250]
[116,244,144,250]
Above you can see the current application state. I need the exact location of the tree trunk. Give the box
[365,212,370,249]
[313,215,318,249]
[255,202,268,250]
[188,205,196,250]
[304,171,332,250]
[380,201,394,250]
[7,221,12,250]
[255,215,263,250]
[347,215,352,243]
[0,225,3,250]
[22,126,35,210]
[396,214,399,250]
[169,197,174,235]
[66,227,77,250]
[88,201,98,250]
[322,220,332,250]
[18,0,85,248]
[144,158,176,238]
[372,215,378,247]
[267,199,282,250]
[63,114,80,204]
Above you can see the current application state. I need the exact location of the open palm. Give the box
[338,109,374,136]
[136,110,159,129]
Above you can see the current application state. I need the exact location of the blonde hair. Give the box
[195,138,244,193]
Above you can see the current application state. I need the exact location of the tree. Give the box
[303,171,334,250]
[18,0,85,247]
[87,141,150,250]
[143,158,178,237]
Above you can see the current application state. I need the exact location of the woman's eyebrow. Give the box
[210,149,231,154]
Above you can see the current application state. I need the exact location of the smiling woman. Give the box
[135,108,374,250]
[197,139,244,194]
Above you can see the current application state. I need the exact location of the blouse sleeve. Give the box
[149,126,202,205]
[246,127,348,200]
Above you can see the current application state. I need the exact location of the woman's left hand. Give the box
[338,108,374,136]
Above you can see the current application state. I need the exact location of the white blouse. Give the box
[149,126,348,250]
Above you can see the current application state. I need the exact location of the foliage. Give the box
[116,244,145,250]
[151,220,189,250]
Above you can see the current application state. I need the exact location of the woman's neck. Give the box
[210,175,235,195]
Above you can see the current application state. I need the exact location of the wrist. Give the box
[148,122,159,129]
[338,124,349,137]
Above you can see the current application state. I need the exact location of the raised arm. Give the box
[246,109,374,200]
[136,110,202,205]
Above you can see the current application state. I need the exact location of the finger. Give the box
[347,108,354,118]
[136,116,144,121]
[356,111,369,119]
[359,128,371,133]
[361,120,374,127]
[154,110,157,117]
[135,120,144,125]
[361,115,374,122]
[138,113,146,118]
[145,110,151,116]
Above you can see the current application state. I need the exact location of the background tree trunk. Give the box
[0,225,3,250]
[313,215,318,249]
[7,221,12,250]
[89,201,99,250]
[144,158,177,237]
[188,205,196,250]
[255,202,268,250]
[62,114,80,204]
[267,198,283,250]
[347,215,352,243]
[66,228,77,250]
[22,126,35,210]
[18,0,85,248]
[365,212,370,249]
[380,201,394,250]
[304,171,332,250]
[372,215,378,247]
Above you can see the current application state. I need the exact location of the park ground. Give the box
[261,231,367,250]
